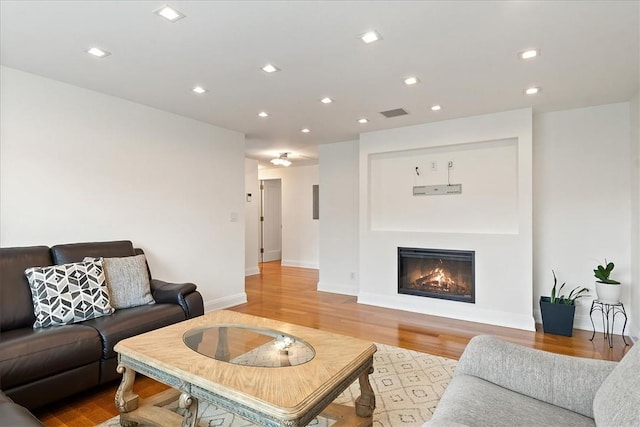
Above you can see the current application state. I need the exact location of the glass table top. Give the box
[183,324,315,368]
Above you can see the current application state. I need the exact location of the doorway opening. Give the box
[260,179,282,263]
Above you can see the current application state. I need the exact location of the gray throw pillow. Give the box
[85,254,155,309]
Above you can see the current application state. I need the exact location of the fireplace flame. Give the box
[413,262,467,294]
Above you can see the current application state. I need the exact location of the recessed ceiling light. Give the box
[360,30,382,44]
[525,87,541,95]
[320,97,333,104]
[519,49,540,60]
[301,128,311,133]
[258,111,269,118]
[358,118,369,124]
[431,105,442,111]
[404,77,420,86]
[261,64,280,73]
[87,47,110,58]
[192,86,207,94]
[154,5,186,22]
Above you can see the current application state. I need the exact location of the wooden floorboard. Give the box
[35,261,632,426]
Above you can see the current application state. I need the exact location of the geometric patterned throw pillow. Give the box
[24,260,114,328]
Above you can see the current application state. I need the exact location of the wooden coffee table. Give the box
[114,310,377,427]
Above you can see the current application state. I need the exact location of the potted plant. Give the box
[594,259,621,303]
[540,271,589,337]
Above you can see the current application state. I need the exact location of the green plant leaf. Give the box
[606,262,615,273]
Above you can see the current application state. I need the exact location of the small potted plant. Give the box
[540,270,589,336]
[594,259,621,303]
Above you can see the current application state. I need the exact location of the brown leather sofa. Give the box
[0,240,204,413]
[0,390,43,426]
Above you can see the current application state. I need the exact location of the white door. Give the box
[261,179,282,262]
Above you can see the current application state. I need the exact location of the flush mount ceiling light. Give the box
[525,86,541,95]
[301,128,311,133]
[154,5,186,22]
[431,105,442,111]
[270,153,292,167]
[261,64,280,73]
[404,76,420,86]
[86,47,110,58]
[519,49,540,60]
[192,86,207,94]
[358,118,369,124]
[320,97,333,104]
[360,30,382,44]
[258,111,269,118]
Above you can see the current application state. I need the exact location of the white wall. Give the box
[259,165,319,268]
[245,158,260,276]
[358,109,534,331]
[533,103,632,334]
[318,140,359,295]
[0,66,247,311]
[631,93,640,340]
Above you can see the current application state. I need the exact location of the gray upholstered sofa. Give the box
[426,335,639,427]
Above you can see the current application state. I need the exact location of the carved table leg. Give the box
[115,364,139,426]
[179,392,199,427]
[355,362,376,418]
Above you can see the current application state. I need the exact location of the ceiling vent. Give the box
[380,108,409,118]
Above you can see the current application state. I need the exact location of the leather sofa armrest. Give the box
[0,391,44,427]
[456,335,617,419]
[150,279,204,319]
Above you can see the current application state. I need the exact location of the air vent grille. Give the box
[380,108,409,118]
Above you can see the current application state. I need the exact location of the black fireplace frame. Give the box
[397,247,475,303]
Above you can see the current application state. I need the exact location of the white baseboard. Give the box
[281,259,319,269]
[358,292,536,331]
[203,293,247,313]
[245,266,260,276]
[317,281,358,296]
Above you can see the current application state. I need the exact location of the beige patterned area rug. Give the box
[98,343,456,427]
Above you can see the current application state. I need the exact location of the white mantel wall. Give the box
[0,67,247,311]
[358,109,534,330]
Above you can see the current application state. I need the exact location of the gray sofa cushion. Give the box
[429,375,595,427]
[454,335,616,418]
[593,343,640,427]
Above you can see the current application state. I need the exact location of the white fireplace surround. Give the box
[358,108,535,331]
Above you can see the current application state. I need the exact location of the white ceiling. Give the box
[1,1,638,167]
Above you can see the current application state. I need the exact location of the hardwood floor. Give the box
[35,261,633,426]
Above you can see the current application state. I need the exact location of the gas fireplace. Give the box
[398,247,475,303]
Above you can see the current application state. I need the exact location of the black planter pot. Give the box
[539,296,576,337]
